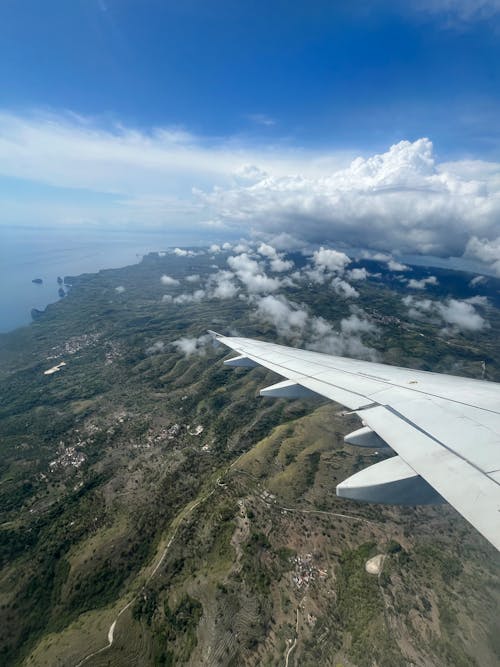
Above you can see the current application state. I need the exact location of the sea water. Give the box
[0,225,210,333]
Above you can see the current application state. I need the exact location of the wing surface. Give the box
[212,332,500,551]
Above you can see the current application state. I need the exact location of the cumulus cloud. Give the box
[331,277,359,298]
[347,267,369,281]
[202,138,500,267]
[403,295,487,333]
[146,340,165,355]
[186,274,200,283]
[172,334,212,357]
[209,270,240,299]
[172,290,206,304]
[233,242,250,254]
[257,242,294,272]
[172,247,197,257]
[227,252,281,293]
[250,291,378,360]
[313,247,351,273]
[115,285,125,293]
[407,275,439,289]
[3,110,500,273]
[464,237,500,276]
[387,259,411,272]
[307,312,379,361]
[209,244,221,253]
[255,294,309,335]
[161,274,180,286]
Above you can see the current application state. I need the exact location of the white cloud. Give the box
[438,299,487,332]
[403,295,487,333]
[347,267,369,281]
[2,111,500,273]
[209,244,221,253]
[209,270,240,299]
[255,294,308,335]
[270,256,294,272]
[465,295,489,306]
[307,312,379,361]
[469,275,487,287]
[146,340,165,355]
[387,259,411,272]
[227,252,281,293]
[172,290,206,304]
[313,247,351,273]
[160,274,180,286]
[172,334,212,356]
[464,237,500,276]
[331,277,359,298]
[233,242,250,253]
[407,276,439,289]
[186,274,200,283]
[115,285,125,293]
[202,138,500,265]
[251,291,378,360]
[257,242,294,272]
[173,247,195,257]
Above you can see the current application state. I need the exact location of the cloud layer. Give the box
[2,111,500,274]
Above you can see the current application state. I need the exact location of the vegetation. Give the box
[0,249,499,666]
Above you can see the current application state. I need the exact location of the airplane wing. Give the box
[210,331,500,552]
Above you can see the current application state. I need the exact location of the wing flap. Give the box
[361,405,500,551]
[213,332,500,551]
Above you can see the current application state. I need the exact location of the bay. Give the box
[0,225,210,333]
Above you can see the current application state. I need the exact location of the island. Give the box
[1,248,499,667]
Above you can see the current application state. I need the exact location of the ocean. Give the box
[0,225,210,333]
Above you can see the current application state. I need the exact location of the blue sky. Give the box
[0,1,500,271]
[2,1,499,153]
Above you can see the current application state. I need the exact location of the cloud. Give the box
[307,311,379,361]
[313,247,351,273]
[403,295,487,332]
[331,277,359,298]
[172,334,212,357]
[172,290,206,304]
[464,237,500,276]
[146,340,165,355]
[255,294,309,335]
[185,274,200,283]
[227,252,281,293]
[209,270,240,299]
[257,242,294,272]
[202,138,500,266]
[173,247,195,257]
[2,111,500,274]
[115,285,125,293]
[469,275,487,287]
[407,275,439,289]
[347,267,369,281]
[251,291,379,360]
[161,274,180,286]
[387,259,410,272]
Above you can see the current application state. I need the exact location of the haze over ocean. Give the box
[0,226,209,333]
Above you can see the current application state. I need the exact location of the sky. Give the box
[1,1,500,273]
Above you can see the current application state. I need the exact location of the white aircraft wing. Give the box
[210,332,500,552]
